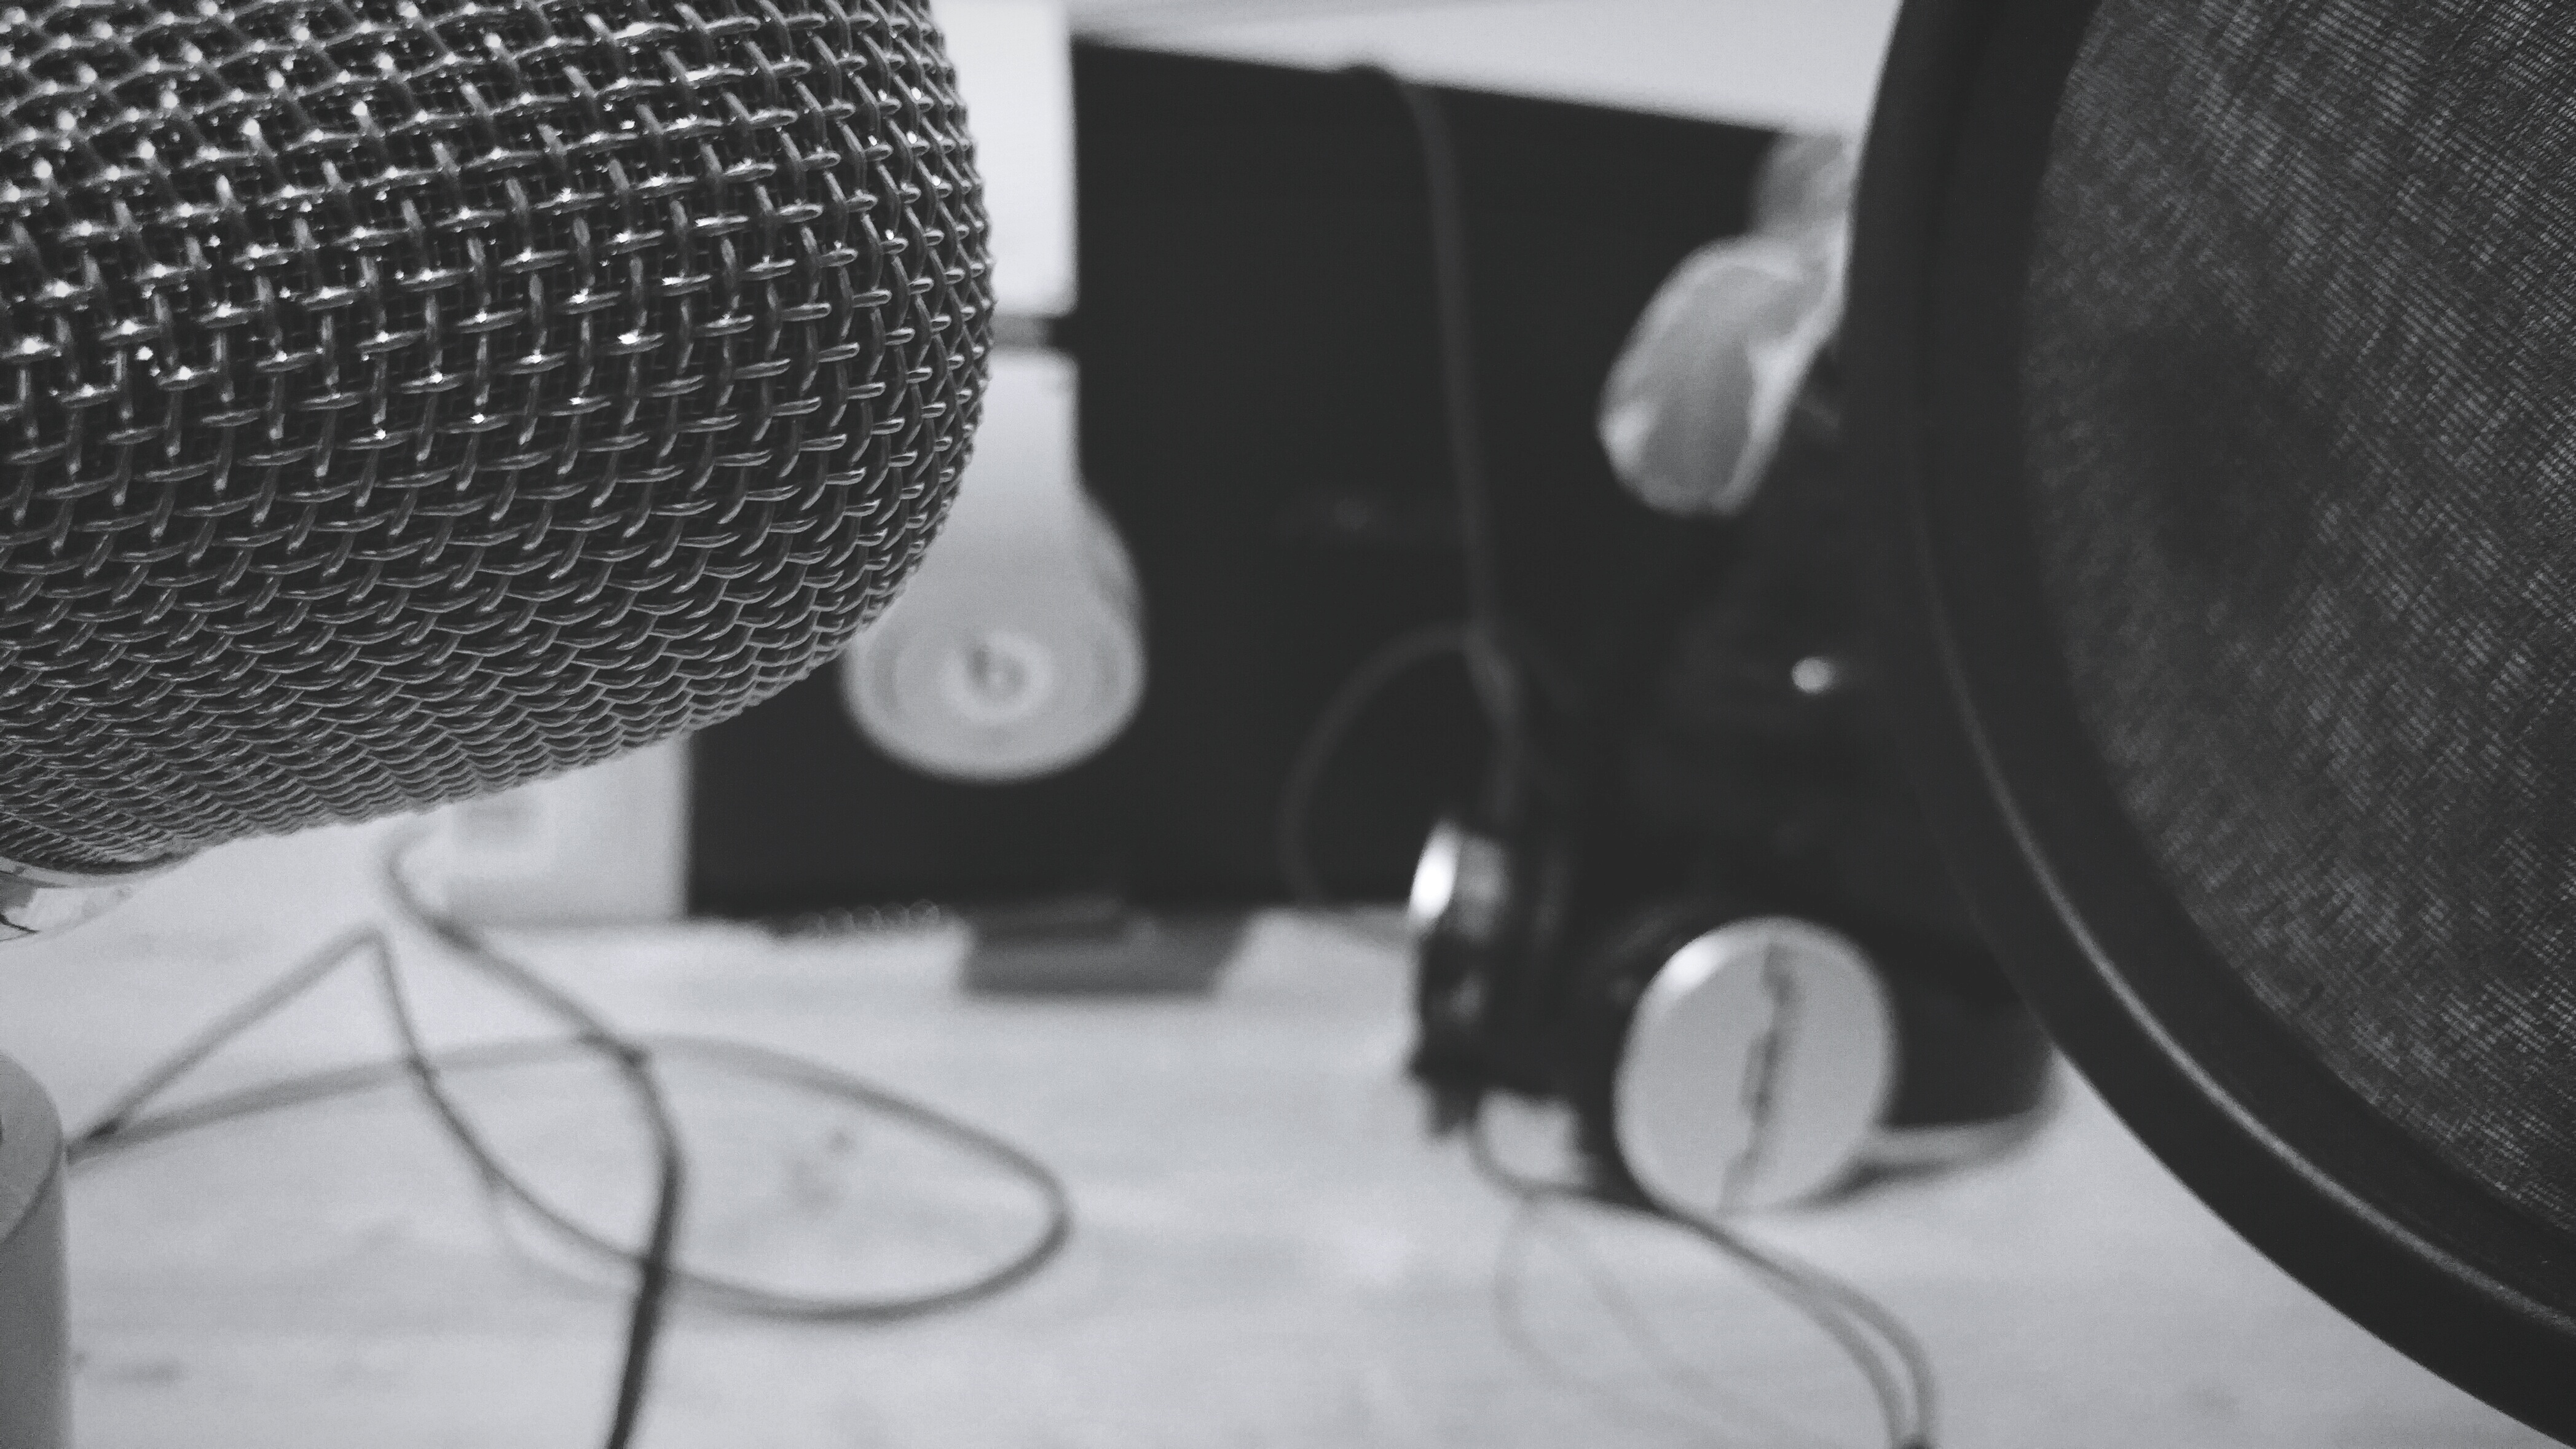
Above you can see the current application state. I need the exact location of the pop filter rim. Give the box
[1847,0,2576,1435]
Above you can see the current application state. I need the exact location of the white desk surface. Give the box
[0,823,2549,1449]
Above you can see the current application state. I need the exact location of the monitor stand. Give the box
[0,1052,68,1449]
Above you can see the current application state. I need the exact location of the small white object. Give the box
[1597,133,1857,519]
[1790,655,1846,696]
[1407,817,1515,945]
[1615,916,1896,1214]
[432,742,692,925]
[843,349,1146,782]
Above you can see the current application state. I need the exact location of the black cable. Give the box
[1270,613,1596,907]
[1491,1201,1730,1441]
[1270,69,1572,902]
[1275,622,1472,904]
[383,836,685,1449]
[68,1032,1076,1320]
[378,841,1076,1318]
[1664,1207,1937,1449]
[1492,1197,1849,1449]
[1366,69,1504,636]
[1464,1107,1937,1449]
[468,1034,1074,1323]
[67,832,1074,1443]
[69,917,682,1449]
[1365,64,1529,825]
[74,923,388,1145]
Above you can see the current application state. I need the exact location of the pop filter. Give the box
[0,0,988,900]
[1851,0,2576,1437]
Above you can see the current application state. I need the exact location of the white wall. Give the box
[1071,0,1904,133]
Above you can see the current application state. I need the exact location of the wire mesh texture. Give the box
[0,0,990,870]
[2025,0,2576,1239]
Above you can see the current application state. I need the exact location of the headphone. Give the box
[842,345,1148,785]
[1411,818,2055,1215]
[1403,356,2054,1219]
[1335,74,1988,1445]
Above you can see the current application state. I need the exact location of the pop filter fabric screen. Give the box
[1851,0,2576,1437]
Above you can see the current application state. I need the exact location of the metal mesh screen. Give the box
[0,0,987,870]
[2026,0,2576,1236]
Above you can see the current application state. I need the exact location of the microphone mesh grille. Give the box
[0,0,989,868]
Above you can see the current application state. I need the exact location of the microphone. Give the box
[0,0,991,927]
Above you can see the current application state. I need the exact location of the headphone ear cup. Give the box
[1562,897,1754,1208]
[1406,817,1576,1119]
[1573,903,1902,1217]
[842,351,1146,784]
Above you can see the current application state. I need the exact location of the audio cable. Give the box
[1274,65,1586,905]
[1467,1105,1937,1449]
[65,829,1073,1449]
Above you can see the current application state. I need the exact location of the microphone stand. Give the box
[0,1051,69,1449]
